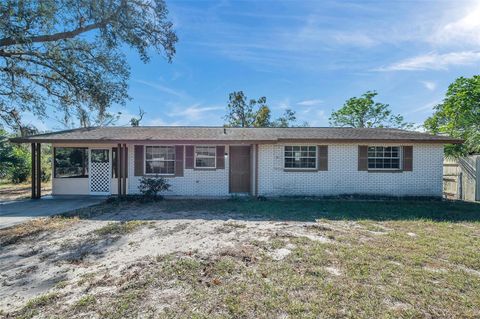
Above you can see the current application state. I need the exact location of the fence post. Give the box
[476,157,480,201]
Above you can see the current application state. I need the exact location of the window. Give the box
[54,147,88,178]
[367,146,401,170]
[195,146,216,168]
[145,146,175,174]
[284,146,317,169]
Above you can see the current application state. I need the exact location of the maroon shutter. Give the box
[175,145,184,176]
[134,145,144,176]
[403,146,413,171]
[185,145,194,169]
[358,145,368,171]
[216,145,225,169]
[317,145,328,171]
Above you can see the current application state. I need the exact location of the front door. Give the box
[229,146,251,193]
[89,149,111,195]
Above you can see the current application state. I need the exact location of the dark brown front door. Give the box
[229,146,251,193]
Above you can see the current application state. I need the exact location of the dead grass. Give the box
[94,221,147,236]
[0,181,51,201]
[0,216,77,246]
[7,217,480,318]
[14,292,59,319]
[2,199,480,318]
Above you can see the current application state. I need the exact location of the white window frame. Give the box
[367,146,402,171]
[194,145,217,169]
[283,145,317,170]
[144,145,175,175]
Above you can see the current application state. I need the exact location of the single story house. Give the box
[11,126,461,198]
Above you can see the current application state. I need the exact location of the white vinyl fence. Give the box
[443,155,480,201]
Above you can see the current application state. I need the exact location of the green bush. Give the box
[0,130,52,183]
[9,146,31,183]
[41,145,52,182]
[138,176,171,199]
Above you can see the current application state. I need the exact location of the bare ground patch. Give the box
[1,199,480,318]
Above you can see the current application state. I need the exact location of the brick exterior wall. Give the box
[127,144,230,196]
[51,142,444,197]
[257,143,444,197]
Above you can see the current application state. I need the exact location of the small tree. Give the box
[330,91,412,129]
[130,107,145,127]
[138,176,171,199]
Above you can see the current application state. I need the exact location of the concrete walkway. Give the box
[0,196,107,229]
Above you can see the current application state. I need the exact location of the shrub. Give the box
[9,146,31,183]
[138,176,171,199]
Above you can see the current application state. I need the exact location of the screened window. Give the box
[284,146,317,169]
[195,146,216,168]
[367,146,401,170]
[54,147,89,178]
[145,146,175,175]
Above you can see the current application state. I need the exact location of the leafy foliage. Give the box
[224,91,305,127]
[0,129,51,183]
[0,0,177,132]
[424,76,480,157]
[329,91,412,129]
[138,176,171,199]
[1,129,30,182]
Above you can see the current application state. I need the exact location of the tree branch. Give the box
[0,22,106,47]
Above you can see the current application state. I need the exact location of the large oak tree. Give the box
[0,0,177,135]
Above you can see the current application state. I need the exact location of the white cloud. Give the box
[297,99,323,106]
[276,98,291,110]
[144,117,169,126]
[404,100,440,116]
[330,31,378,47]
[295,108,328,127]
[134,79,188,99]
[375,51,480,71]
[168,104,223,121]
[431,2,480,45]
[420,81,437,91]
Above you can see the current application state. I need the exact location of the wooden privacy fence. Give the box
[443,155,480,201]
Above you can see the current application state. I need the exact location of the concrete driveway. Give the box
[0,196,107,229]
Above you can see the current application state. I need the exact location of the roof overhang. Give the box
[10,137,463,144]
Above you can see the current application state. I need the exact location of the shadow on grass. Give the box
[62,197,480,223]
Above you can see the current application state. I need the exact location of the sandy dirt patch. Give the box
[0,207,333,312]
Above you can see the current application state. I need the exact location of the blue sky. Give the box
[34,0,480,130]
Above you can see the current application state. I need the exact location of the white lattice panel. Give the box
[90,162,110,193]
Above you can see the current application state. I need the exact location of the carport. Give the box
[0,195,106,229]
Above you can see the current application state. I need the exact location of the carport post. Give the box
[31,143,36,199]
[122,143,127,196]
[36,143,41,199]
[117,143,122,197]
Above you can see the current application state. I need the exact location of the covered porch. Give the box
[28,142,128,199]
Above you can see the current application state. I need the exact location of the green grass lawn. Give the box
[6,198,480,318]
[104,196,480,222]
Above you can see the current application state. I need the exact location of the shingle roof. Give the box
[10,126,462,144]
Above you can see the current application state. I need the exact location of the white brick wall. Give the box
[257,143,444,197]
[127,144,230,196]
[51,142,444,197]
